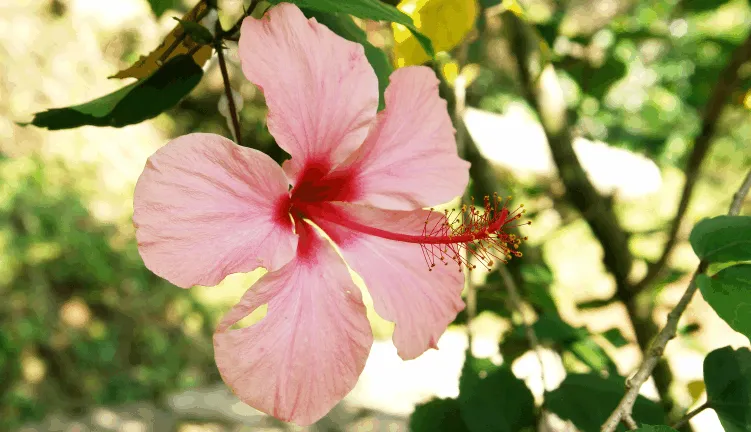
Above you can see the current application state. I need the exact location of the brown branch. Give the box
[601,168,751,432]
[635,33,751,291]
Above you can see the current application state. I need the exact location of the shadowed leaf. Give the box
[26,55,203,130]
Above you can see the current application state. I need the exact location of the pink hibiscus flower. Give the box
[133,3,524,425]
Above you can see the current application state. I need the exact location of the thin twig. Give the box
[212,0,264,145]
[601,168,751,432]
[215,41,242,145]
[498,266,547,391]
[672,402,711,430]
[635,33,751,291]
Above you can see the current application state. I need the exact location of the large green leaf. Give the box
[697,264,751,342]
[457,354,536,432]
[410,398,470,432]
[689,216,751,263]
[704,346,751,432]
[26,55,203,130]
[546,374,664,432]
[301,9,393,110]
[269,0,434,57]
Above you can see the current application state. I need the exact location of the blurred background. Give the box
[2,0,750,431]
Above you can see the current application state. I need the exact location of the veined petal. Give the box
[133,133,296,288]
[308,202,465,360]
[214,221,373,425]
[239,4,379,182]
[340,66,471,210]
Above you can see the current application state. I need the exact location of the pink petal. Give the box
[239,4,379,182]
[133,133,296,288]
[340,66,471,210]
[214,221,373,426]
[308,202,466,360]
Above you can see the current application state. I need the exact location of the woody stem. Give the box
[215,40,242,146]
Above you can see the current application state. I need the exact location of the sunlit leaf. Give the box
[504,315,617,374]
[687,379,706,405]
[704,346,751,432]
[690,216,751,263]
[110,1,213,80]
[392,0,477,67]
[26,55,203,130]
[697,264,751,342]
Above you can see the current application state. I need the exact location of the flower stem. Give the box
[215,41,242,145]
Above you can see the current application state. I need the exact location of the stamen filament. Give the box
[298,194,530,272]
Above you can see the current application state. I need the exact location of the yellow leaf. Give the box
[392,0,478,67]
[687,380,706,404]
[442,60,459,85]
[743,90,751,109]
[110,1,213,80]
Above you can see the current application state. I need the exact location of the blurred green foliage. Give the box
[0,156,218,428]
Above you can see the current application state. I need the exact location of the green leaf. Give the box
[697,264,751,342]
[602,328,629,348]
[269,0,434,57]
[458,354,536,432]
[25,55,202,130]
[569,338,618,374]
[547,374,665,432]
[410,398,470,432]
[147,0,182,17]
[683,0,732,12]
[704,346,751,432]
[565,56,627,100]
[509,315,618,374]
[689,216,751,263]
[577,297,618,310]
[300,9,392,110]
[634,426,679,432]
[678,322,702,336]
[174,18,214,45]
